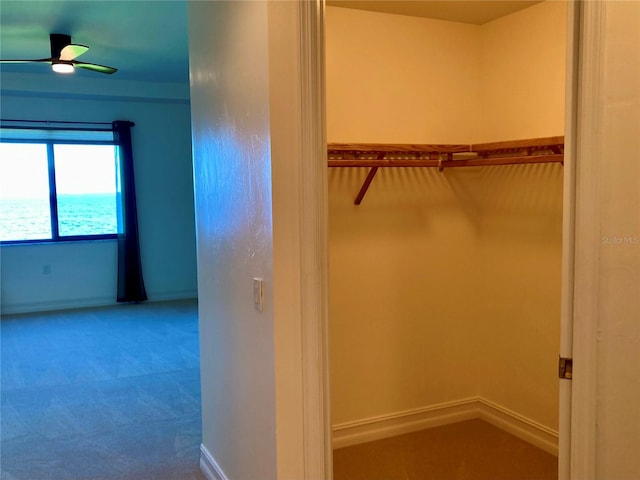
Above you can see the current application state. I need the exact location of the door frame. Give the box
[299,0,333,477]
[297,1,332,478]
[559,0,579,477]
[304,1,603,479]
[562,0,608,478]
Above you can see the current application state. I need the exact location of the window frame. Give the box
[0,134,120,245]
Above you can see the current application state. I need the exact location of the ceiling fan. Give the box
[0,33,117,75]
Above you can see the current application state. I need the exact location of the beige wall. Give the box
[189,2,329,478]
[473,163,563,430]
[575,1,640,477]
[327,1,565,432]
[326,7,482,144]
[329,167,483,422]
[480,1,567,142]
[475,0,566,431]
[595,3,640,473]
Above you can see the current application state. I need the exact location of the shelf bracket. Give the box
[551,145,564,166]
[354,165,380,205]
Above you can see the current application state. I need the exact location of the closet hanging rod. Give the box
[328,154,564,168]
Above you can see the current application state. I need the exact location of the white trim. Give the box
[332,398,559,456]
[200,444,228,480]
[0,71,190,103]
[148,289,198,303]
[570,0,605,478]
[298,0,332,478]
[0,296,117,315]
[477,398,559,456]
[0,291,197,315]
[559,0,580,477]
[332,398,478,449]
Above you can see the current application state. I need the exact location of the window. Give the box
[0,128,120,243]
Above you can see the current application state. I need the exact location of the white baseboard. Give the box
[332,397,559,456]
[200,444,229,480]
[1,296,117,315]
[1,291,198,315]
[477,398,559,456]
[148,289,198,302]
[332,398,478,449]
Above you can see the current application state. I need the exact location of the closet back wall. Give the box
[327,7,484,426]
[326,7,482,144]
[327,0,565,437]
[476,1,566,430]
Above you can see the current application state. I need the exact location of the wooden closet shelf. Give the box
[327,136,564,205]
[328,143,470,154]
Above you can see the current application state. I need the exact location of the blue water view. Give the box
[0,193,117,241]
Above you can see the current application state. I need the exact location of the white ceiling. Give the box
[0,0,542,85]
[0,0,189,83]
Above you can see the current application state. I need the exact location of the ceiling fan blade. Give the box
[4,34,117,76]
[60,44,89,61]
[72,61,117,74]
[0,58,53,64]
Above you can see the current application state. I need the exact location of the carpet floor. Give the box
[333,418,558,480]
[2,300,559,480]
[0,299,205,480]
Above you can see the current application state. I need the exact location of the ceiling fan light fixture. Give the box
[2,34,117,75]
[52,61,74,74]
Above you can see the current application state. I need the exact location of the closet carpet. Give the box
[333,418,558,480]
[0,299,205,480]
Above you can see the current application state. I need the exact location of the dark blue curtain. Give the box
[113,120,147,303]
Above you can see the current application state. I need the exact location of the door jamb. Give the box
[565,0,606,478]
[559,0,579,478]
[299,0,332,478]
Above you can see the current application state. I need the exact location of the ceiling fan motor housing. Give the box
[50,33,72,58]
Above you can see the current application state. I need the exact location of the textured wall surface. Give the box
[188,1,277,478]
[592,2,640,477]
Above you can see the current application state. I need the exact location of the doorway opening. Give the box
[324,2,568,478]
[0,1,201,478]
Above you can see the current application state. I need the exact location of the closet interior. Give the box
[326,0,567,474]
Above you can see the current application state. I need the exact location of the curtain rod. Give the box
[1,119,135,127]
[1,118,112,126]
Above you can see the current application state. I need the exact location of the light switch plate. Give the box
[253,277,264,312]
